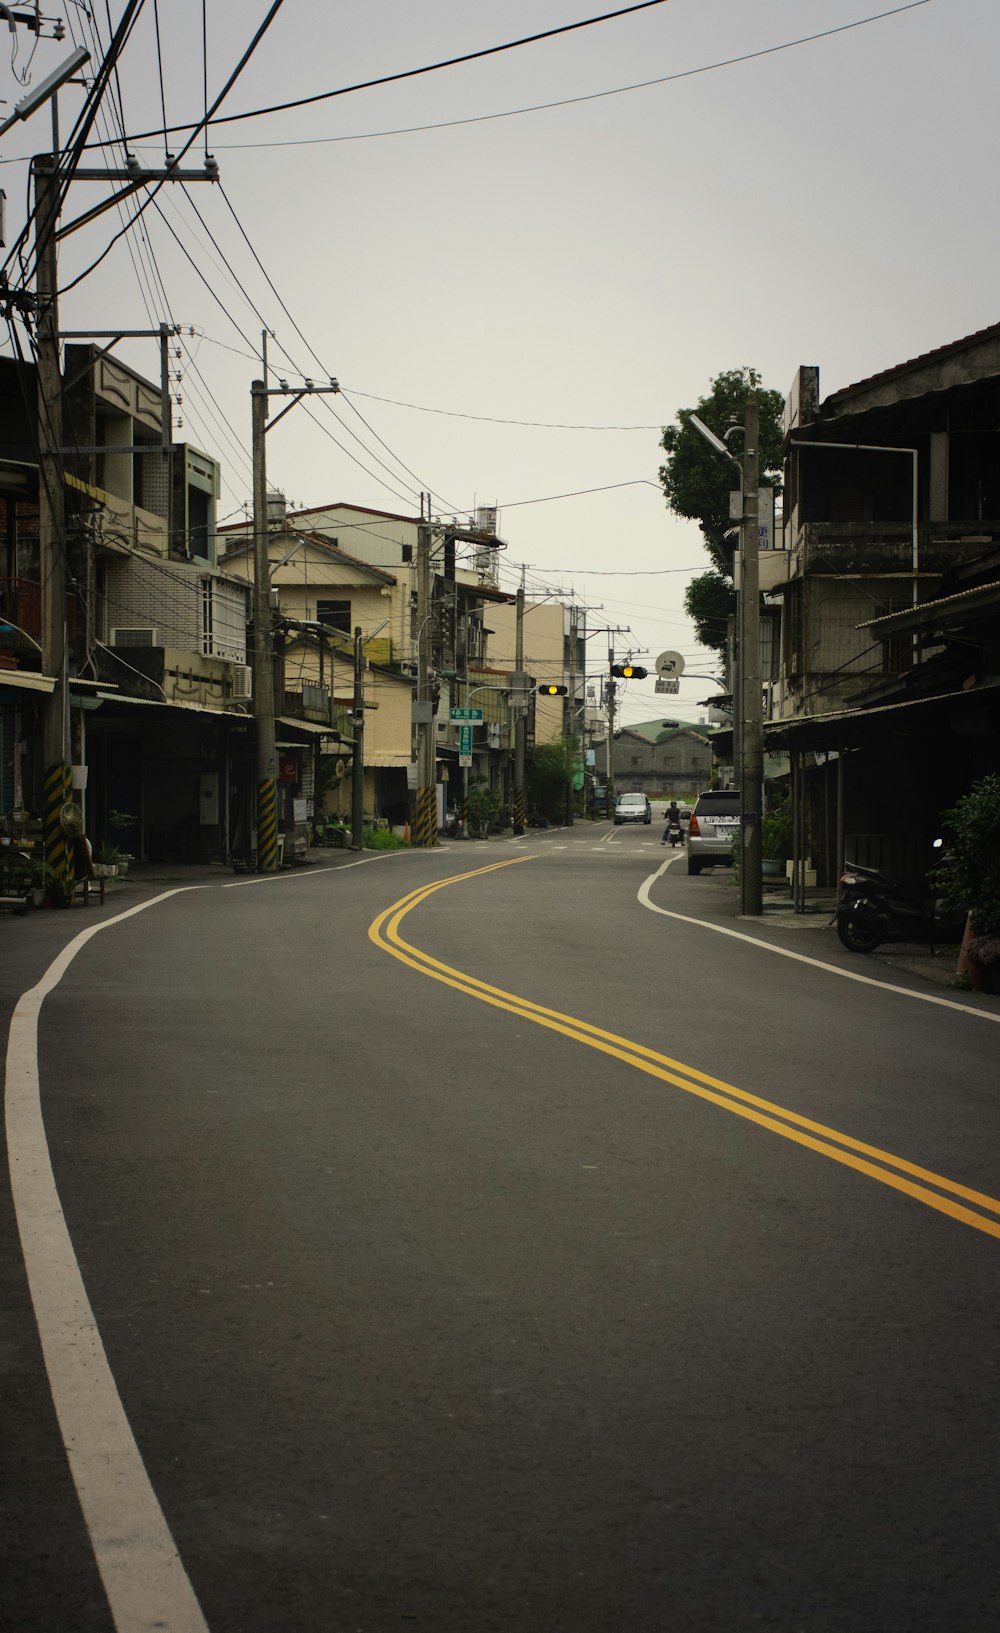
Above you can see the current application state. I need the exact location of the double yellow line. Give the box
[369,857,1000,1241]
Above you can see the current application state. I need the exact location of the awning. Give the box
[0,671,56,694]
[367,751,412,767]
[276,716,342,737]
[92,691,229,716]
[737,680,1000,752]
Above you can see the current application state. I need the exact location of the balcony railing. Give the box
[792,521,1000,577]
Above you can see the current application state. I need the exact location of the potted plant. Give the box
[30,857,58,906]
[106,809,137,876]
[931,773,1000,993]
[92,842,120,879]
[761,794,793,878]
[47,867,78,908]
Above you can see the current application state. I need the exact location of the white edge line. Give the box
[5,888,211,1633]
[638,858,1000,1025]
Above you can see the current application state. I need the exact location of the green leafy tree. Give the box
[526,737,575,824]
[931,773,1000,936]
[659,367,784,576]
[684,570,736,658]
[467,777,501,838]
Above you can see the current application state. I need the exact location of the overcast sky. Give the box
[1,0,995,725]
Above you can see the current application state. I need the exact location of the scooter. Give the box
[836,853,965,954]
[663,819,683,848]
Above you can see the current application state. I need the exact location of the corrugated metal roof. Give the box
[824,321,1000,406]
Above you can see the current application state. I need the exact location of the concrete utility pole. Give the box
[249,364,341,870]
[34,155,71,879]
[605,641,617,817]
[565,605,579,826]
[351,625,365,849]
[31,105,217,878]
[415,511,437,846]
[251,377,278,871]
[512,569,526,834]
[740,400,763,915]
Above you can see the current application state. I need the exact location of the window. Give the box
[316,599,351,634]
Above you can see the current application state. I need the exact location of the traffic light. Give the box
[537,684,568,696]
[611,663,648,680]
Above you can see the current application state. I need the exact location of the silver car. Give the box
[614,792,652,825]
[686,790,740,874]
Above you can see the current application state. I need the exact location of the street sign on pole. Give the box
[459,724,474,762]
[450,707,484,721]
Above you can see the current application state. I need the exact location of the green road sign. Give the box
[450,707,484,721]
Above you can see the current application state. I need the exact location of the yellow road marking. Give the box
[369,859,1000,1240]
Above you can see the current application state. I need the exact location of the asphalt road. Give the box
[4,826,1000,1631]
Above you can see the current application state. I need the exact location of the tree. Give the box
[658,367,784,576]
[684,570,736,658]
[526,737,576,824]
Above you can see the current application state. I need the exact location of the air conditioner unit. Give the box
[111,626,159,647]
[230,664,252,699]
[399,661,418,678]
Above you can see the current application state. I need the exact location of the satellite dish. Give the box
[655,650,685,677]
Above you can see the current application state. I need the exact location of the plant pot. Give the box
[762,858,785,878]
[31,888,46,907]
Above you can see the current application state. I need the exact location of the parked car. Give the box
[614,792,652,825]
[686,789,740,874]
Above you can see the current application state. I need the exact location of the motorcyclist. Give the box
[662,800,684,846]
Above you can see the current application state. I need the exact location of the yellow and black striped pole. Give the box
[512,787,525,836]
[257,777,278,872]
[414,785,437,848]
[44,762,72,889]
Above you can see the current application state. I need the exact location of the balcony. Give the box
[792,522,1000,578]
[283,682,332,724]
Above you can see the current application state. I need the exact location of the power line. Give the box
[103,0,932,155]
[77,1,671,149]
[339,387,665,431]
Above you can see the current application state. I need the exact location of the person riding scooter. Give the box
[662,800,684,847]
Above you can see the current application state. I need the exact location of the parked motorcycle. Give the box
[836,851,965,954]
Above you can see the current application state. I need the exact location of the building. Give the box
[0,346,248,862]
[758,326,1000,883]
[220,501,515,833]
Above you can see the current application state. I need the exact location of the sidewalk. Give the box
[738,878,964,992]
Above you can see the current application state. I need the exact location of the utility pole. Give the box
[249,364,341,870]
[565,605,579,826]
[34,154,72,880]
[251,376,278,871]
[31,108,217,879]
[351,625,365,848]
[512,568,526,834]
[740,399,763,915]
[415,507,436,846]
[605,640,617,817]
